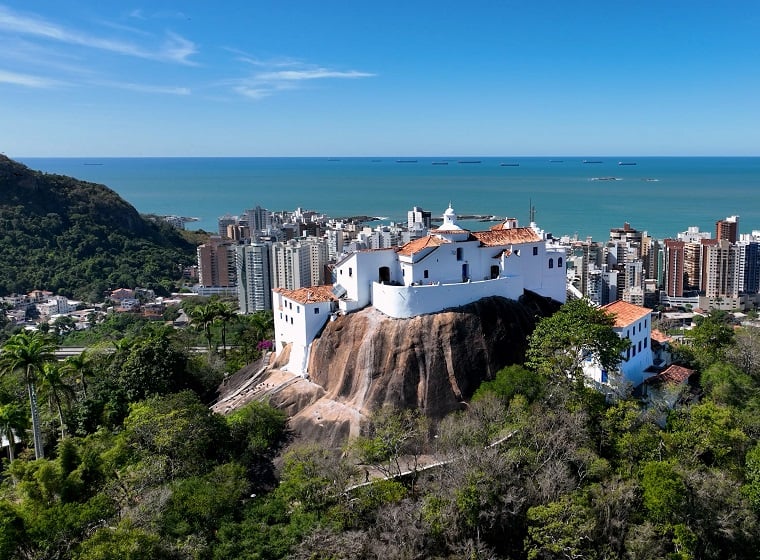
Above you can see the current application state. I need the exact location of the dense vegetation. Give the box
[2,296,759,557]
[0,155,197,300]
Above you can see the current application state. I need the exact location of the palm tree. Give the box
[214,302,238,360]
[0,331,57,459]
[0,402,27,462]
[63,351,91,398]
[191,303,218,352]
[38,362,76,440]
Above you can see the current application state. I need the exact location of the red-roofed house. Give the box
[584,299,654,387]
[273,285,339,374]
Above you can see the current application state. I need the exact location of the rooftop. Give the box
[645,364,695,385]
[601,300,652,328]
[397,235,448,256]
[275,285,337,304]
[472,228,542,246]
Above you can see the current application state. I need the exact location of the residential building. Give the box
[584,300,653,387]
[236,242,273,313]
[715,215,739,244]
[407,206,432,229]
[197,237,236,287]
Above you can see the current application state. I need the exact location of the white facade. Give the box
[275,205,568,374]
[273,286,338,374]
[584,300,654,387]
[270,236,328,291]
[236,242,273,313]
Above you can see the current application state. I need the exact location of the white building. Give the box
[236,242,273,313]
[584,300,654,388]
[273,204,567,375]
[271,237,327,291]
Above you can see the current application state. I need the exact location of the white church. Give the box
[273,204,568,375]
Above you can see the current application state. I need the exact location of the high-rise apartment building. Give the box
[715,215,739,244]
[663,239,685,298]
[408,206,432,229]
[217,214,237,238]
[236,242,273,313]
[701,239,740,298]
[197,237,236,287]
[271,237,328,291]
[245,206,272,237]
[739,241,760,294]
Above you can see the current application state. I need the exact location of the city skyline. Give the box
[2,1,760,157]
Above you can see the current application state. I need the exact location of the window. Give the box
[349,267,353,277]
[314,308,320,314]
[533,246,538,256]
[638,340,642,352]
[558,257,563,267]
[297,306,300,313]
[548,258,554,269]
[424,270,429,279]
[632,346,636,357]
[456,248,463,261]
[601,369,608,383]
[644,338,648,348]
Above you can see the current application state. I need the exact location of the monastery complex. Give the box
[273,205,567,375]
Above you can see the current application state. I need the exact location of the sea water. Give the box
[18,157,760,241]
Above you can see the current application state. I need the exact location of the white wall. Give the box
[372,276,523,318]
[273,291,334,374]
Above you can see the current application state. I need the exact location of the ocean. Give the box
[17,156,760,242]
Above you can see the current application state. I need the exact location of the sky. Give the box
[1,1,760,157]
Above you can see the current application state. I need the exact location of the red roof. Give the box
[275,285,337,304]
[601,300,652,328]
[650,329,671,344]
[472,228,542,246]
[397,235,448,256]
[646,364,694,385]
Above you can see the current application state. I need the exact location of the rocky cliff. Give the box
[262,293,560,447]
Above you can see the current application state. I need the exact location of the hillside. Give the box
[0,155,197,300]
[215,293,560,448]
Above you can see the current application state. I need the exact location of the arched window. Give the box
[558,257,563,268]
[548,258,554,269]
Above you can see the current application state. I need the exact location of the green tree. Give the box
[353,405,429,479]
[191,303,219,352]
[688,310,735,368]
[0,331,57,459]
[472,364,544,404]
[640,460,685,523]
[526,298,628,390]
[0,401,27,462]
[214,301,237,360]
[122,391,228,481]
[62,351,92,398]
[38,362,76,440]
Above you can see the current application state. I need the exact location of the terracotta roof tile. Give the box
[276,285,337,304]
[601,300,652,328]
[651,329,671,343]
[646,364,695,384]
[472,228,542,246]
[397,235,448,256]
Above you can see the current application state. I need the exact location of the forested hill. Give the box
[0,155,197,300]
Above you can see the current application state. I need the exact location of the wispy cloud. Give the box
[0,68,62,88]
[0,5,198,65]
[229,53,375,100]
[257,69,375,81]
[95,80,191,95]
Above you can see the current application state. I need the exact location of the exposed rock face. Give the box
[274,292,559,445]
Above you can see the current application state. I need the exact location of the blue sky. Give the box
[2,1,759,157]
